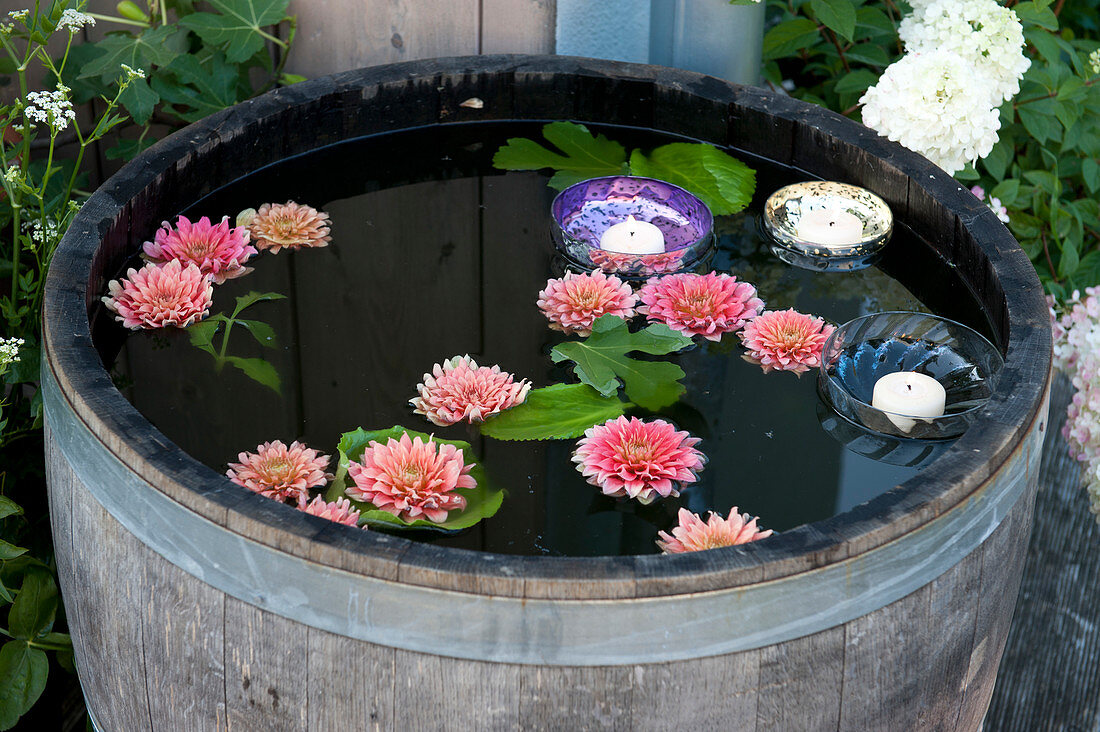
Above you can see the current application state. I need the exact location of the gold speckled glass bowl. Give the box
[763,181,893,259]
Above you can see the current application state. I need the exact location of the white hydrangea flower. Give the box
[0,337,24,371]
[899,0,1030,103]
[23,86,75,134]
[1089,465,1100,525]
[58,8,95,31]
[859,50,1002,174]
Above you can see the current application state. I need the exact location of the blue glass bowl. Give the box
[550,176,714,277]
[817,312,1004,440]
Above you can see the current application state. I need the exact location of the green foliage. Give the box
[550,315,695,411]
[493,121,758,215]
[763,0,1100,300]
[327,427,505,531]
[66,0,297,156]
[479,383,629,441]
[187,292,285,393]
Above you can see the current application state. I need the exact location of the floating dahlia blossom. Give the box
[572,416,705,504]
[346,432,473,523]
[143,215,257,284]
[244,201,332,254]
[226,440,333,508]
[860,50,1002,175]
[537,270,637,336]
[899,0,1029,103]
[739,308,835,375]
[410,355,531,426]
[300,495,362,528]
[102,260,213,330]
[637,272,763,341]
[656,507,773,554]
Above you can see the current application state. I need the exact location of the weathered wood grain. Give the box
[307,628,395,731]
[141,552,227,730]
[518,665,633,730]
[223,599,308,731]
[395,650,521,730]
[285,0,480,79]
[481,0,555,55]
[631,652,759,730]
[756,627,844,732]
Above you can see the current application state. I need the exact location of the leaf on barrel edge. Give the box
[328,426,504,532]
[628,144,756,216]
[550,315,694,411]
[480,383,629,441]
[492,121,629,190]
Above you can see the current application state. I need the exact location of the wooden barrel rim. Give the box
[43,55,1052,601]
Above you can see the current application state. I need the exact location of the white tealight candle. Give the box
[871,371,947,433]
[795,209,864,247]
[598,215,666,254]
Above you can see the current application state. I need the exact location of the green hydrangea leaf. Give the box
[628,144,756,215]
[329,426,504,532]
[180,0,292,63]
[492,121,629,190]
[479,383,629,441]
[811,0,857,42]
[550,315,694,410]
[0,641,48,729]
[8,570,57,641]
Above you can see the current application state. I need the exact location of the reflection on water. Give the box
[105,122,991,556]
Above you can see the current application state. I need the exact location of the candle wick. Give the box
[906,384,911,391]
[829,221,835,227]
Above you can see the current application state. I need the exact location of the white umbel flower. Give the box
[24,87,75,134]
[0,337,23,371]
[900,0,1030,103]
[860,50,1002,175]
[57,9,94,31]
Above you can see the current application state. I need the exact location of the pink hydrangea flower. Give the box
[142,215,257,284]
[226,440,333,508]
[656,507,773,554]
[102,259,213,330]
[637,272,763,341]
[244,201,332,254]
[537,270,637,336]
[739,308,836,375]
[300,495,362,528]
[346,432,473,523]
[410,355,532,426]
[572,416,705,504]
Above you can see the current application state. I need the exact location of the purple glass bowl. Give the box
[550,176,715,277]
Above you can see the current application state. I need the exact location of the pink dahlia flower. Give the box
[102,259,213,330]
[226,440,333,508]
[410,354,532,426]
[572,416,705,504]
[637,272,763,341]
[346,432,473,523]
[739,308,836,375]
[656,507,773,554]
[537,271,637,336]
[300,495,362,528]
[142,215,257,285]
[246,201,332,254]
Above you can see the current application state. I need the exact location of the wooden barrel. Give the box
[43,56,1051,730]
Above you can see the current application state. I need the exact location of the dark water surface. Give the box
[106,121,992,556]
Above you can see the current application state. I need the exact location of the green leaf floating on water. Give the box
[629,144,756,216]
[327,426,504,532]
[492,121,629,190]
[551,315,694,411]
[480,383,629,441]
